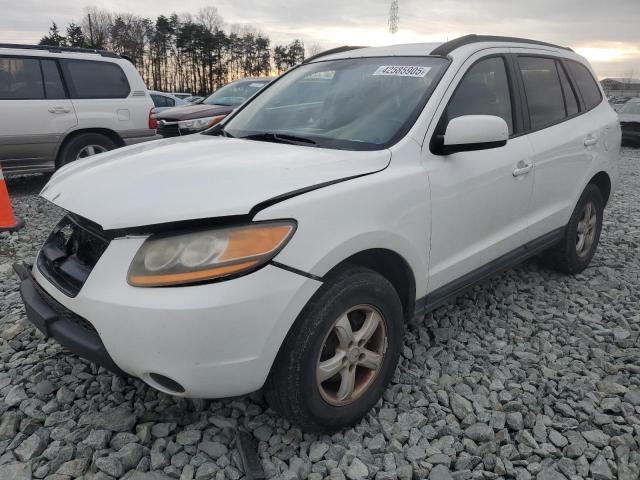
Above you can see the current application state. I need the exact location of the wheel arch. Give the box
[587,171,612,206]
[55,128,125,167]
[324,248,417,323]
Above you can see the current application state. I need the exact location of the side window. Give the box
[518,56,566,130]
[565,60,602,110]
[557,62,579,116]
[62,59,130,99]
[151,94,166,107]
[0,57,44,100]
[446,57,513,135]
[40,60,66,99]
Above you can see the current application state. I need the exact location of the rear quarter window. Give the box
[62,59,130,99]
[565,60,603,110]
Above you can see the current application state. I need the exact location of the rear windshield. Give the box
[203,80,269,106]
[222,57,449,150]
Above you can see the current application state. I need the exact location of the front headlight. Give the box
[178,115,226,132]
[128,221,295,287]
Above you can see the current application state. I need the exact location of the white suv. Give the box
[0,44,156,175]
[17,35,620,432]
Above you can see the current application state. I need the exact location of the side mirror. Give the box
[436,115,509,155]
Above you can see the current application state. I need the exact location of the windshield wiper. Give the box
[241,132,317,145]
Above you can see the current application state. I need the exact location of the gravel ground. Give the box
[0,148,639,480]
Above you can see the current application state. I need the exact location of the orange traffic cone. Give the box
[0,166,24,233]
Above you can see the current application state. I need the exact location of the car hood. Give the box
[41,134,390,230]
[155,104,233,120]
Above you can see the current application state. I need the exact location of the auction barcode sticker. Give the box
[373,65,431,77]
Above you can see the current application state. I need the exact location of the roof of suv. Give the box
[0,43,128,61]
[307,35,574,63]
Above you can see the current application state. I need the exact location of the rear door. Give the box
[60,58,133,134]
[514,52,603,239]
[0,56,77,173]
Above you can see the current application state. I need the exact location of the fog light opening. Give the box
[148,373,185,394]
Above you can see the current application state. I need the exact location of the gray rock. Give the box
[623,389,640,406]
[14,433,45,461]
[95,456,124,478]
[55,458,89,477]
[253,424,272,442]
[0,462,31,480]
[0,412,20,441]
[450,394,474,421]
[426,453,451,466]
[465,424,494,443]
[198,441,227,460]
[581,430,610,448]
[151,423,175,438]
[176,430,201,446]
[590,455,613,480]
[506,412,524,431]
[80,408,137,432]
[5,387,28,407]
[430,465,454,480]
[309,441,330,462]
[195,463,218,479]
[405,446,427,462]
[536,468,566,480]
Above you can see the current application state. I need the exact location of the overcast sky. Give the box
[1,0,639,78]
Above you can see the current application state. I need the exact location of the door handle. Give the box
[513,161,532,177]
[584,135,598,147]
[48,107,71,114]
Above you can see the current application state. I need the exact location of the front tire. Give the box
[264,266,404,433]
[57,133,117,169]
[543,184,604,274]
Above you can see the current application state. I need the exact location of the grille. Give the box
[157,121,181,138]
[32,276,99,336]
[37,215,110,297]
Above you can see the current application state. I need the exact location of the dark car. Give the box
[155,77,273,137]
[618,98,640,146]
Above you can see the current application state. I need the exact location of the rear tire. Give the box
[543,184,604,274]
[264,265,404,433]
[57,133,117,169]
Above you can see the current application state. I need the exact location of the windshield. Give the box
[204,80,269,106]
[620,101,640,115]
[222,57,448,150]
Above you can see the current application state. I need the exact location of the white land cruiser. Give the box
[0,44,157,175]
[16,35,620,432]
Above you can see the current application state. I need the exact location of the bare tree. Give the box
[307,43,324,58]
[197,6,224,33]
[82,7,112,49]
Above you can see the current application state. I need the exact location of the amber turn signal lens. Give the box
[128,221,296,287]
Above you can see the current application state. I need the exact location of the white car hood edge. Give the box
[41,134,391,230]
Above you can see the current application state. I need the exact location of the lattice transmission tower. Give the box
[389,0,399,35]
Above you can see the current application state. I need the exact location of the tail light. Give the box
[149,109,157,130]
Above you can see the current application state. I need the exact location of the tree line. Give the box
[39,7,315,95]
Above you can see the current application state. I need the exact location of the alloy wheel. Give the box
[76,144,108,159]
[576,201,597,258]
[316,304,387,406]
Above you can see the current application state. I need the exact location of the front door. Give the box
[0,56,77,173]
[424,54,535,292]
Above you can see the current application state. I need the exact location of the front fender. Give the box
[254,159,431,298]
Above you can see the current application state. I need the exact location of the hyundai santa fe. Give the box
[16,35,620,432]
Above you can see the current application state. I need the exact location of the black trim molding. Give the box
[414,227,565,317]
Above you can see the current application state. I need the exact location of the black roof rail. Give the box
[303,45,367,64]
[0,43,124,58]
[431,34,573,57]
